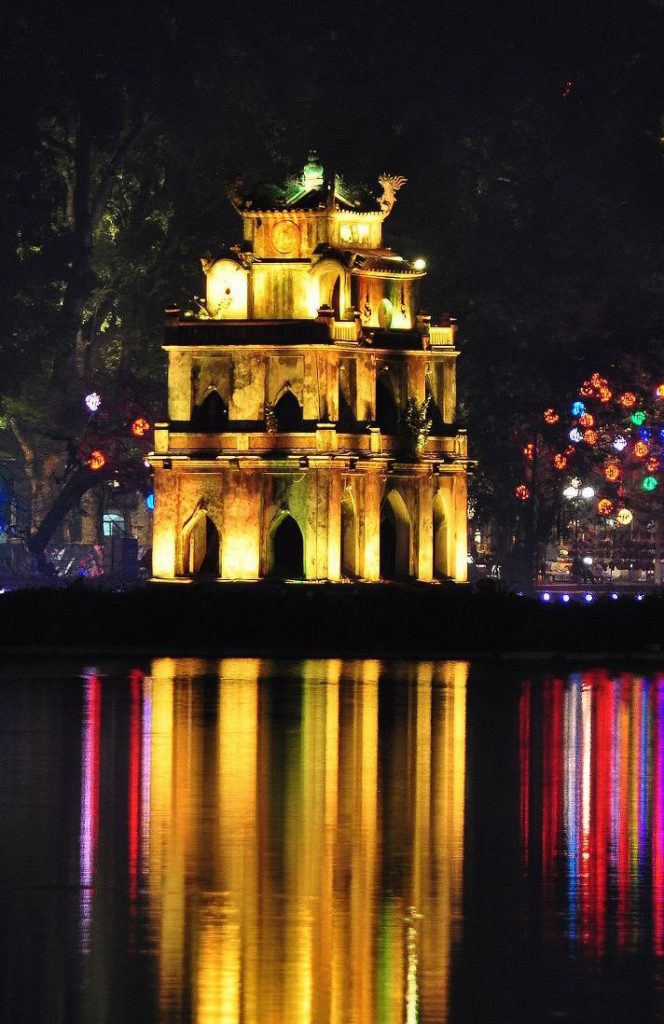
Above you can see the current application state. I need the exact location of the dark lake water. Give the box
[1,657,664,1023]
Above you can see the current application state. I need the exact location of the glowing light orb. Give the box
[646,456,659,472]
[515,484,531,501]
[562,594,570,603]
[87,449,106,471]
[541,592,551,602]
[634,440,649,459]
[619,392,637,408]
[579,382,594,398]
[643,475,658,491]
[583,429,599,446]
[613,435,628,452]
[563,485,579,498]
[131,416,150,438]
[638,428,652,442]
[85,392,101,412]
[412,258,426,271]
[571,401,586,417]
[590,373,608,388]
[631,410,646,426]
[579,413,595,428]
[604,464,620,482]
[597,498,613,516]
[565,445,576,456]
[584,593,593,603]
[543,408,559,425]
[552,453,568,470]
[569,428,583,443]
[581,486,595,499]
[598,387,612,403]
[655,383,664,399]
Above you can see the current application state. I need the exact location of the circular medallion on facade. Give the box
[273,220,300,255]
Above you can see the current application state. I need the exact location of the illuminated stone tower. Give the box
[149,153,469,582]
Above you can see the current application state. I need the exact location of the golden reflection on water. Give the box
[136,658,467,1024]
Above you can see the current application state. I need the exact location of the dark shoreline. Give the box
[0,581,663,658]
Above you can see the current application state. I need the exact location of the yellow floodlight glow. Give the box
[412,258,426,271]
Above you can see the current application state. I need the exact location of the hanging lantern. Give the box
[617,508,633,525]
[552,453,568,470]
[84,392,102,413]
[619,392,637,408]
[604,464,621,483]
[598,386,612,403]
[590,373,608,389]
[583,429,599,446]
[634,440,649,459]
[631,410,646,426]
[515,484,531,501]
[579,413,594,428]
[87,449,106,471]
[131,416,150,438]
[569,428,583,443]
[543,408,559,425]
[579,382,594,398]
[646,456,660,473]
[655,384,664,399]
[597,498,613,517]
[613,435,628,452]
[643,476,658,491]
[571,400,586,417]
[523,442,536,460]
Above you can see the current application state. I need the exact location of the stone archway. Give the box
[182,509,220,576]
[376,370,399,434]
[267,512,304,579]
[380,490,411,579]
[433,490,449,579]
[192,389,228,431]
[341,492,358,578]
[274,390,303,431]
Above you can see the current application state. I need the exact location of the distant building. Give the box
[150,153,469,581]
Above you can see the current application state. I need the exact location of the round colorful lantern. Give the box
[515,484,531,501]
[655,383,664,399]
[634,440,649,459]
[631,410,646,426]
[598,386,612,403]
[613,435,628,452]
[569,428,583,443]
[604,464,621,483]
[87,449,106,471]
[597,498,613,517]
[579,382,594,398]
[543,408,559,425]
[552,453,568,470]
[571,401,586,417]
[583,429,599,446]
[617,508,633,525]
[646,456,660,473]
[643,476,658,492]
[131,416,150,438]
[84,392,102,413]
[619,392,637,408]
[579,413,595,428]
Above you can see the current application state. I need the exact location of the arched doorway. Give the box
[269,514,304,579]
[341,493,358,577]
[376,371,399,434]
[183,511,220,576]
[433,490,448,578]
[192,389,228,431]
[380,490,411,579]
[274,390,303,431]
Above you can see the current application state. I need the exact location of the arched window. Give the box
[425,377,445,436]
[102,512,124,537]
[274,390,303,431]
[192,389,228,432]
[380,490,411,579]
[183,511,220,576]
[268,513,304,579]
[376,371,399,434]
[341,494,358,577]
[377,298,393,329]
[433,490,449,578]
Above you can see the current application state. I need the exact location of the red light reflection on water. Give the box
[80,671,101,952]
[521,671,664,956]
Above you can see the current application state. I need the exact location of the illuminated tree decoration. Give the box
[523,442,535,460]
[84,392,102,413]
[543,408,559,424]
[617,508,634,525]
[633,440,649,459]
[571,400,586,416]
[87,449,106,471]
[631,410,646,426]
[597,498,613,517]
[583,429,599,446]
[655,384,664,399]
[613,435,628,452]
[579,413,595,428]
[131,416,150,438]
[590,373,608,389]
[552,453,568,470]
[579,382,594,398]
[646,456,660,473]
[569,428,583,443]
[515,484,531,501]
[619,392,637,408]
[598,386,612,403]
[643,476,659,492]
[604,464,621,482]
